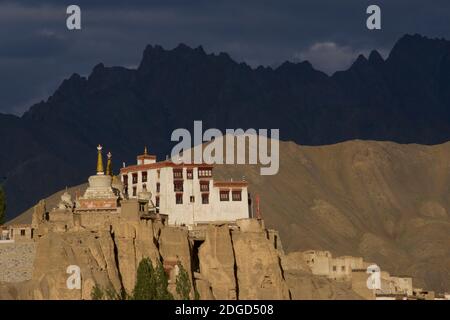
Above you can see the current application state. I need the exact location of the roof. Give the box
[213,181,248,188]
[120,160,214,174]
[7,224,32,229]
[137,154,157,160]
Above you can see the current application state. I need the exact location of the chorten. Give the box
[106,151,113,176]
[57,188,73,210]
[76,145,118,211]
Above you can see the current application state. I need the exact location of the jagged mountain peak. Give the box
[351,54,369,68]
[388,33,450,63]
[368,50,384,65]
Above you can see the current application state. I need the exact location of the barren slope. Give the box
[213,139,450,293]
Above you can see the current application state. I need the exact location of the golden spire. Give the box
[144,146,148,155]
[96,144,104,175]
[106,151,113,176]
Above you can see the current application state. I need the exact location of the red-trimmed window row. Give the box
[173,169,183,179]
[232,190,242,201]
[198,168,212,178]
[220,190,242,201]
[200,181,209,192]
[174,181,183,192]
[220,190,229,201]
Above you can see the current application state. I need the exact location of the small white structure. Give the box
[76,145,119,212]
[120,147,251,226]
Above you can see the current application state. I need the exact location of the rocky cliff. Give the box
[0,216,363,300]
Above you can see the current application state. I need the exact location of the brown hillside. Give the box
[11,139,450,293]
[214,139,450,293]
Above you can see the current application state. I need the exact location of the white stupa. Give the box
[76,145,118,211]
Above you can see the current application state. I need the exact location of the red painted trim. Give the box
[120,160,213,174]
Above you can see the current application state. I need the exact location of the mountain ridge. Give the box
[2,33,450,219]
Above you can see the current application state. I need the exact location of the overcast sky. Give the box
[0,0,449,115]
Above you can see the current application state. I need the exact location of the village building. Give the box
[303,250,332,276]
[303,250,365,280]
[303,249,422,299]
[119,147,251,226]
[0,224,33,242]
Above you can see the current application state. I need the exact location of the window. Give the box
[139,202,145,211]
[174,181,183,192]
[132,173,138,184]
[198,167,212,178]
[132,186,137,197]
[173,169,183,179]
[187,169,193,179]
[232,190,242,201]
[220,190,229,201]
[333,266,337,271]
[156,182,160,193]
[157,169,160,179]
[202,193,209,204]
[142,171,147,182]
[142,184,147,191]
[190,196,195,203]
[176,194,183,204]
[20,229,25,236]
[200,181,209,192]
[123,175,128,186]
[155,196,160,207]
[341,266,345,272]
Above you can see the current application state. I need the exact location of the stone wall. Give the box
[0,242,36,283]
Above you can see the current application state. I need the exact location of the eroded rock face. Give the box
[29,230,121,299]
[198,225,236,299]
[0,217,367,300]
[112,222,137,294]
[158,227,192,274]
[231,224,290,300]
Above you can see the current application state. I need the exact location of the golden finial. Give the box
[144,146,148,155]
[96,144,104,175]
[106,151,113,176]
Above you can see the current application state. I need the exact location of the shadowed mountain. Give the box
[2,33,450,219]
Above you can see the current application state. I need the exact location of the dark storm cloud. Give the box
[0,0,449,114]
